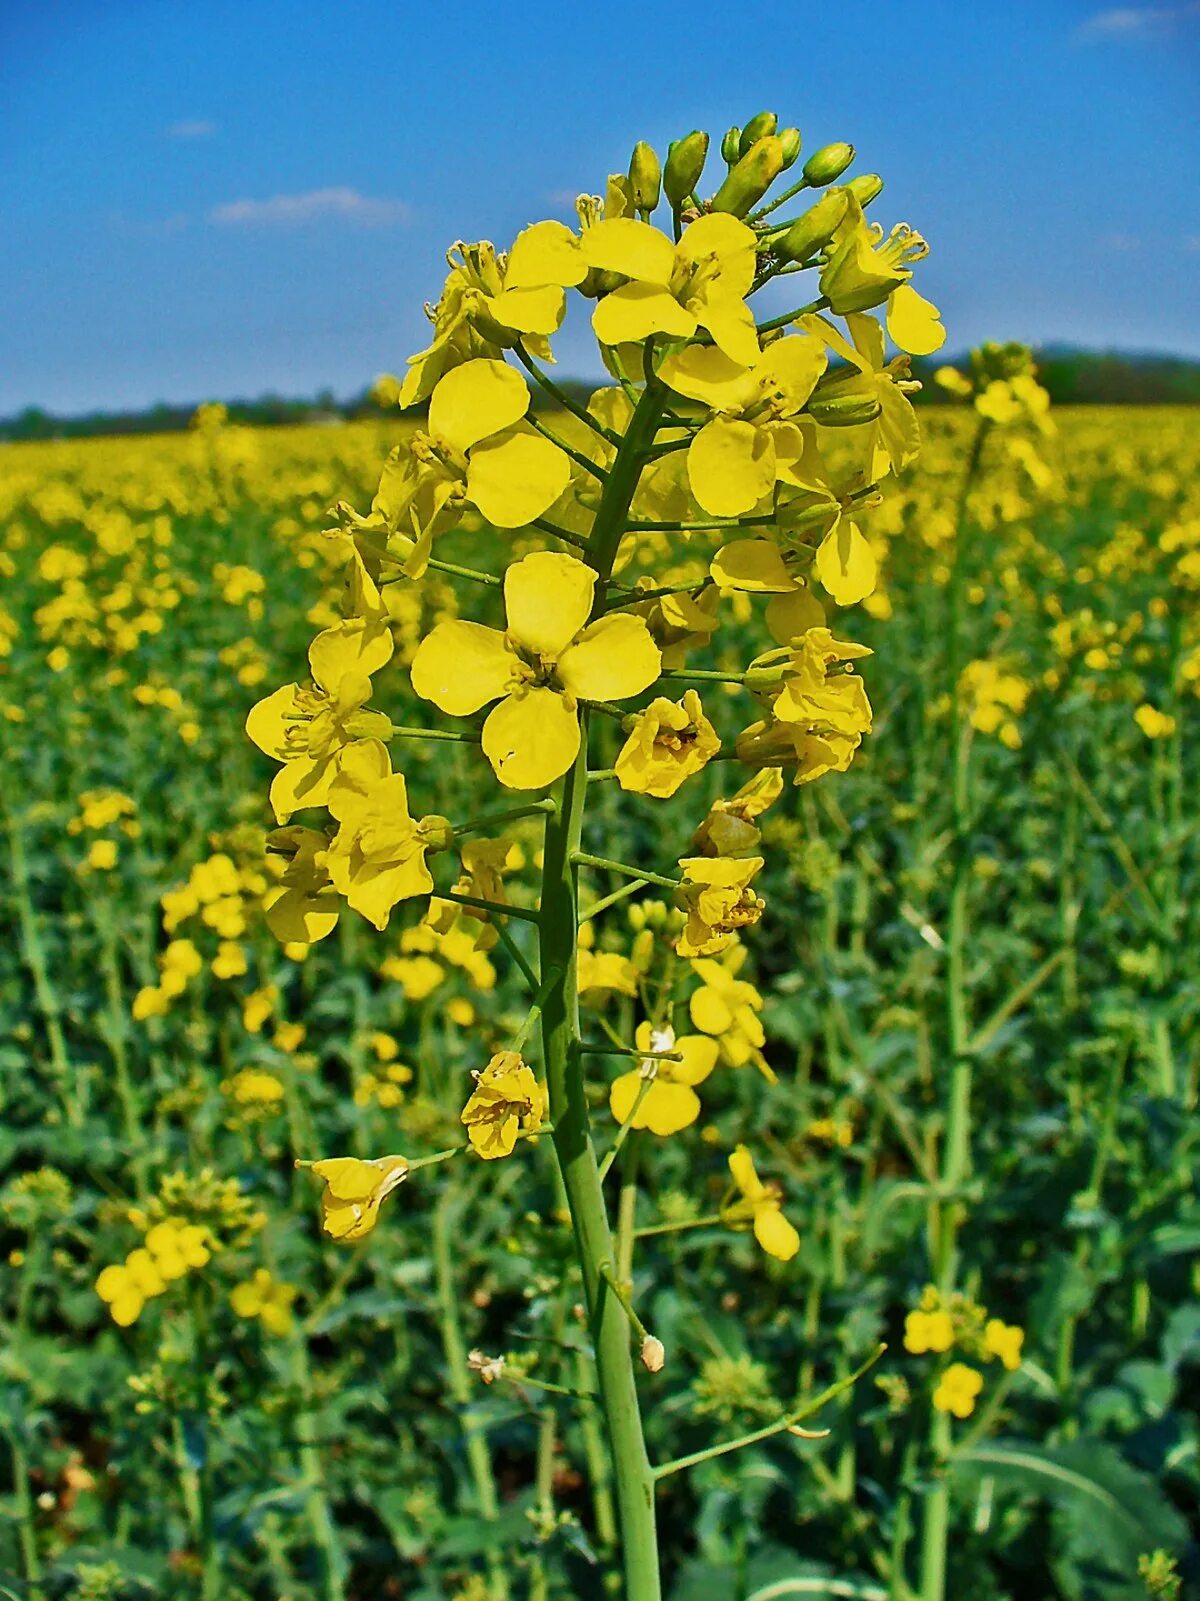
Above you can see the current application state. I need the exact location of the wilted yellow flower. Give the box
[460,1051,547,1160]
[299,1155,410,1242]
[609,1023,718,1136]
[691,768,784,857]
[263,825,341,946]
[675,857,765,957]
[411,551,660,790]
[725,1146,800,1261]
[615,690,721,798]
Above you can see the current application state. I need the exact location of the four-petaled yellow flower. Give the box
[582,213,761,367]
[903,1308,955,1355]
[818,193,943,356]
[726,1145,800,1261]
[411,551,661,790]
[609,1023,719,1136]
[688,955,773,1079]
[691,768,784,857]
[461,1051,548,1159]
[932,1362,983,1419]
[231,1268,297,1336]
[615,689,721,798]
[659,332,828,517]
[983,1318,1024,1372]
[675,856,765,957]
[246,619,393,823]
[299,1155,410,1242]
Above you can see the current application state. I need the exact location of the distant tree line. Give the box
[3,348,1197,442]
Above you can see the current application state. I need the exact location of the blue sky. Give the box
[3,0,1198,414]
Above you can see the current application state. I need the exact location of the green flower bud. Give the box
[778,127,802,170]
[628,141,661,213]
[808,373,883,427]
[418,815,455,854]
[664,130,710,208]
[721,126,742,166]
[738,111,777,158]
[777,188,849,263]
[802,142,855,187]
[845,173,883,206]
[710,136,786,218]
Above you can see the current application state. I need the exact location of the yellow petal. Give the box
[728,1144,763,1201]
[886,285,945,356]
[876,381,921,475]
[308,617,393,690]
[269,756,333,824]
[690,987,734,1036]
[687,416,774,517]
[482,687,580,790]
[766,586,825,644]
[659,345,754,410]
[504,220,586,288]
[504,551,594,659]
[410,620,518,715]
[756,332,827,412]
[609,1071,648,1128]
[345,855,433,931]
[466,427,571,527]
[483,285,566,336]
[593,283,697,347]
[694,292,760,368]
[754,1205,800,1261]
[264,885,340,945]
[245,684,301,761]
[814,518,877,606]
[711,538,795,593]
[673,1034,720,1086]
[580,218,676,284]
[642,1081,702,1136]
[677,213,757,295]
[556,613,661,701]
[428,359,529,453]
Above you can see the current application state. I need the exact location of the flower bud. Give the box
[776,188,849,264]
[628,141,661,214]
[777,127,802,170]
[418,814,455,854]
[808,375,883,427]
[711,136,786,218]
[664,131,709,209]
[631,928,655,973]
[844,173,883,207]
[720,126,742,166]
[802,142,855,187]
[640,1335,666,1373]
[738,111,777,158]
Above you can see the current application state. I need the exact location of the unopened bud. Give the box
[628,142,661,214]
[664,131,709,209]
[711,135,786,218]
[844,173,883,207]
[738,111,777,157]
[720,126,742,166]
[640,1336,666,1373]
[808,376,883,428]
[803,142,855,187]
[778,127,802,170]
[777,189,849,264]
[418,814,455,854]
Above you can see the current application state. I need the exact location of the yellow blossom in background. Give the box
[411,551,660,789]
[1134,703,1176,739]
[932,1363,984,1419]
[725,1146,800,1261]
[461,1052,547,1160]
[609,1023,718,1136]
[95,1250,165,1327]
[299,1155,410,1242]
[615,689,721,798]
[983,1319,1024,1372]
[904,1308,955,1355]
[960,660,1030,750]
[230,1269,297,1336]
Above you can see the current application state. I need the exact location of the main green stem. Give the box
[538,374,666,1600]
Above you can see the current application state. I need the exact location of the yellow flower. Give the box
[818,193,932,323]
[246,619,393,824]
[726,1146,800,1261]
[751,625,873,730]
[263,825,341,946]
[86,839,118,871]
[95,1247,168,1326]
[577,948,640,1002]
[460,1051,547,1160]
[582,212,760,366]
[688,955,773,1078]
[615,690,721,798]
[802,311,921,489]
[932,1363,983,1419]
[903,1309,954,1355]
[1135,703,1176,739]
[211,941,247,979]
[609,1023,719,1136]
[659,332,828,516]
[131,985,169,1021]
[691,768,784,857]
[299,1155,410,1242]
[323,742,446,931]
[675,857,764,958]
[428,837,518,949]
[230,1268,297,1336]
[411,551,661,790]
[983,1318,1024,1372]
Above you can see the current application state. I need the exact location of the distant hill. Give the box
[3,347,1197,442]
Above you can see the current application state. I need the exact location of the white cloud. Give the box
[165,119,217,139]
[207,187,409,228]
[1075,2,1200,39]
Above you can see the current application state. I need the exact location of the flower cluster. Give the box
[903,1285,1025,1417]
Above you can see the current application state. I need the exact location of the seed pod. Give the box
[778,127,802,170]
[845,173,884,206]
[721,125,742,166]
[777,188,850,263]
[710,135,786,218]
[802,141,855,187]
[738,110,777,158]
[628,141,661,213]
[664,130,709,209]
